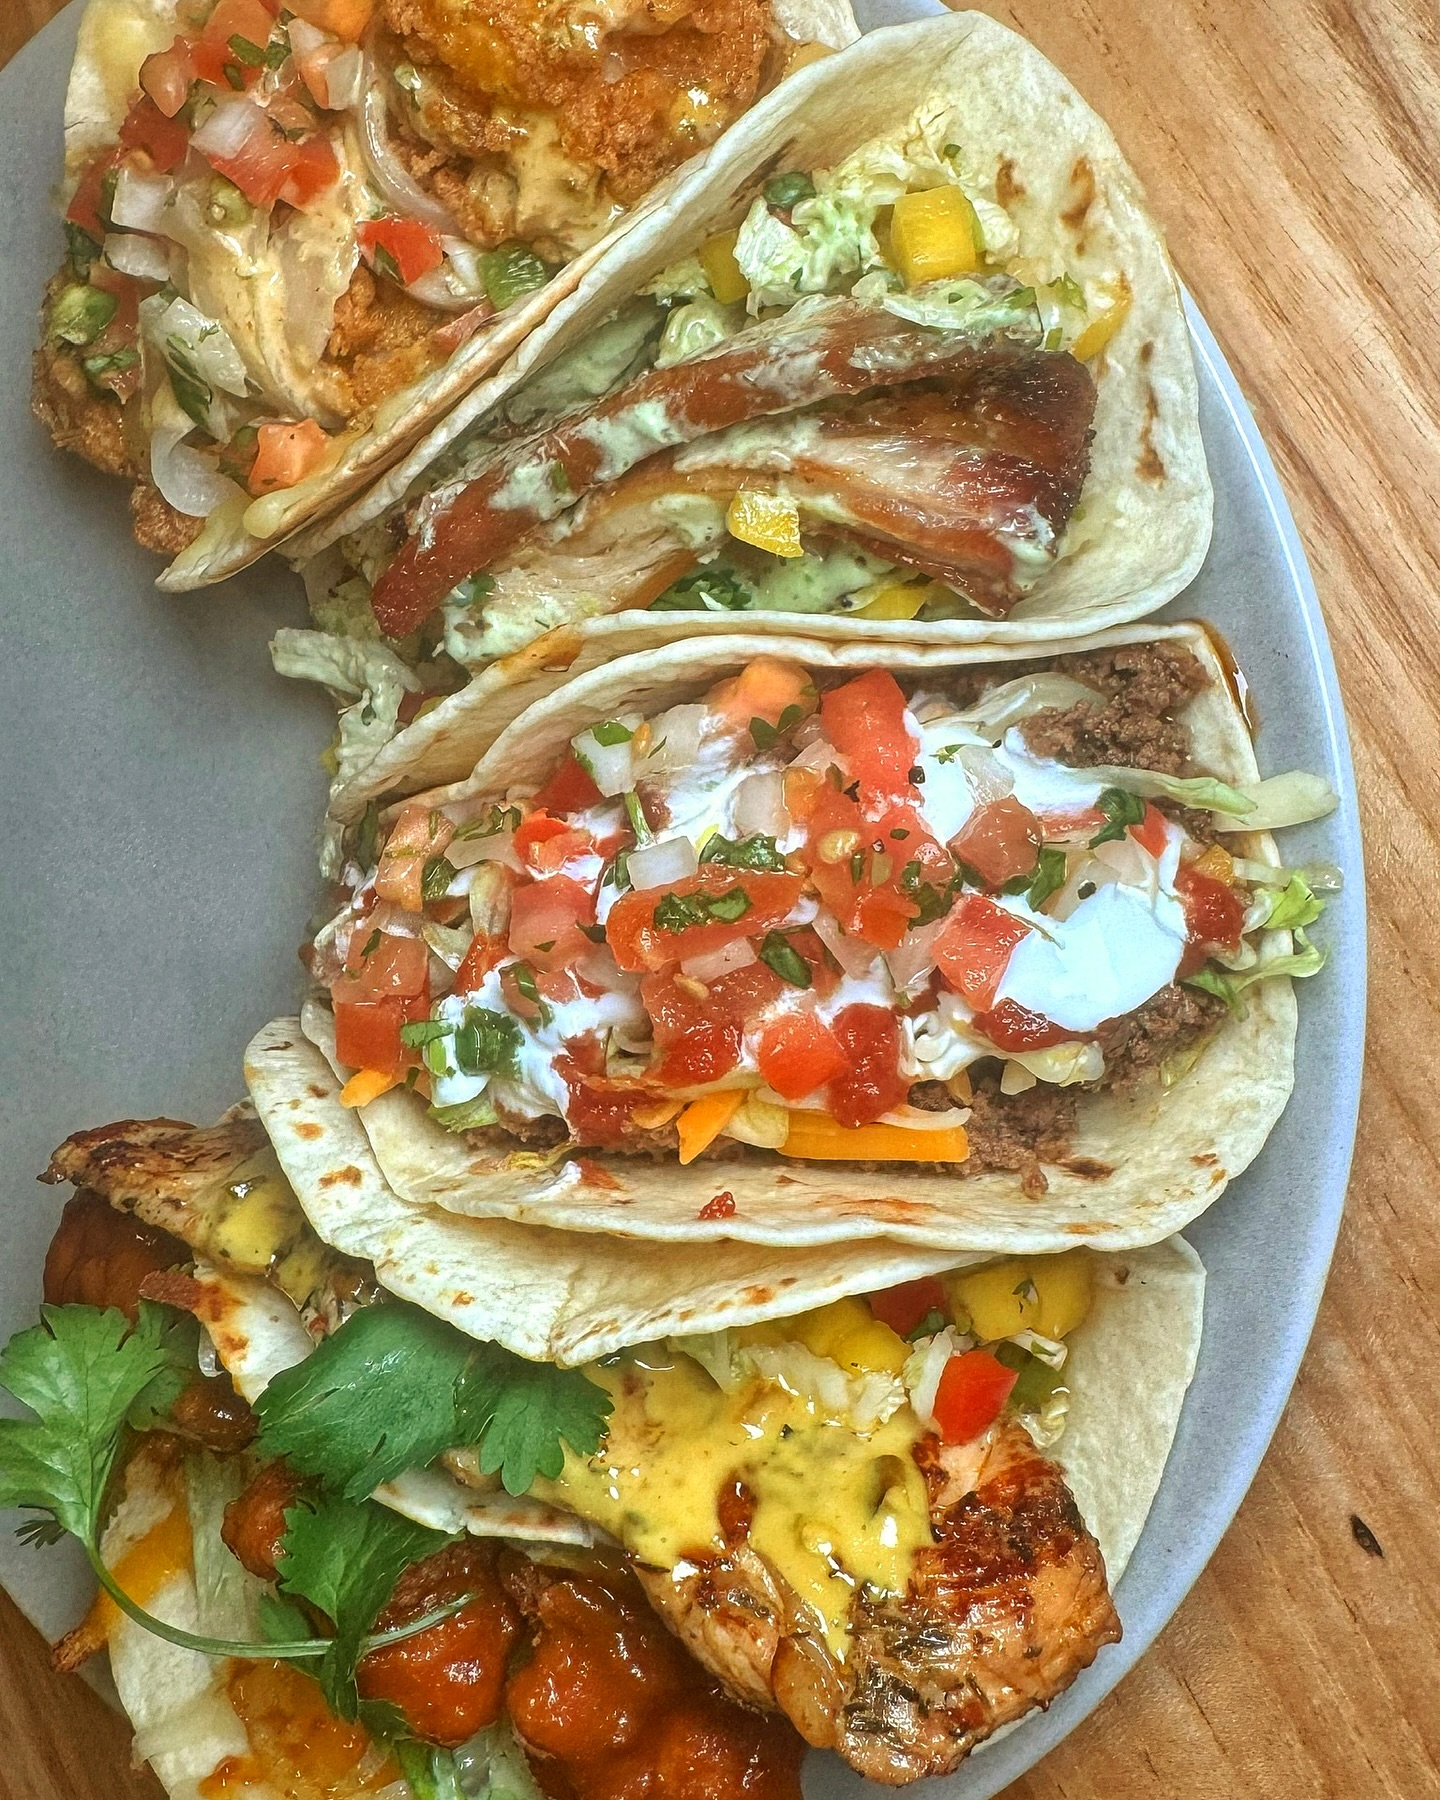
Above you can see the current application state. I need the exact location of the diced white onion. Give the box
[732,770,790,840]
[323,43,363,109]
[960,674,1102,744]
[149,390,243,518]
[577,944,626,991]
[369,901,428,938]
[146,293,250,397]
[628,833,699,891]
[104,232,171,282]
[448,829,521,871]
[641,704,706,774]
[810,911,878,979]
[885,918,945,993]
[192,95,268,165]
[109,165,173,233]
[950,743,1015,808]
[681,938,757,983]
[571,727,637,798]
[287,17,331,56]
[359,70,462,235]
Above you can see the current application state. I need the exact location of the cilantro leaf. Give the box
[1088,787,1148,847]
[452,1007,522,1080]
[758,931,811,989]
[699,833,786,872]
[126,1305,203,1433]
[277,1493,450,1718]
[255,1301,612,1501]
[422,855,457,901]
[460,1349,612,1496]
[1025,846,1068,910]
[0,1304,175,1539]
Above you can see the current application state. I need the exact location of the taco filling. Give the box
[34,0,839,560]
[314,639,1329,1191]
[20,1098,1173,1789]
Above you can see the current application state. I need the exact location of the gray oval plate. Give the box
[0,4,1365,1792]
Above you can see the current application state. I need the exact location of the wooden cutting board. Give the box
[3,1,1436,1797]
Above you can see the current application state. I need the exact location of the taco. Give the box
[301,621,1335,1249]
[10,1037,1204,1789]
[274,9,1212,811]
[32,0,855,589]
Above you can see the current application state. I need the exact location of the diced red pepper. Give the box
[867,1276,949,1338]
[933,894,1031,1008]
[756,1011,851,1101]
[66,151,121,237]
[332,929,430,1003]
[358,216,445,287]
[641,964,783,1088]
[140,37,195,119]
[950,797,1043,887]
[453,931,504,995]
[248,419,329,495]
[931,1349,1018,1443]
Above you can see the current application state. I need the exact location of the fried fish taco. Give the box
[275,9,1211,812]
[302,622,1335,1249]
[9,1034,1204,1790]
[33,0,855,588]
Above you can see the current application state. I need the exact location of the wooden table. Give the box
[4,1,1437,1796]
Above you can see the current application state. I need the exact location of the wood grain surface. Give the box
[3,1,1437,1797]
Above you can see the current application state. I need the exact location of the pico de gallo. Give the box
[315,640,1333,1184]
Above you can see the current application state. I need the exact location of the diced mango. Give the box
[1189,842,1236,884]
[726,490,804,558]
[1071,275,1133,361]
[889,186,980,287]
[708,654,815,730]
[339,1067,398,1109]
[792,1297,909,1376]
[949,1250,1094,1343]
[853,580,932,621]
[781,1115,970,1163]
[676,1089,745,1164]
[699,230,749,305]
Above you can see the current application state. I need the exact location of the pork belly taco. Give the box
[33,0,855,589]
[5,1033,1204,1790]
[303,622,1335,1250]
[275,9,1211,811]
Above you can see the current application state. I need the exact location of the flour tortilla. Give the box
[61,0,858,592]
[292,9,1210,812]
[98,1237,1203,1797]
[304,621,1295,1250]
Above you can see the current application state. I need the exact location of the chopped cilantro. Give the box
[449,573,495,610]
[650,567,754,612]
[591,720,634,747]
[748,704,805,751]
[399,1019,451,1048]
[421,855,456,901]
[1025,846,1068,909]
[758,931,811,988]
[452,1007,522,1079]
[1089,787,1147,847]
[653,886,753,931]
[763,170,817,209]
[699,833,786,871]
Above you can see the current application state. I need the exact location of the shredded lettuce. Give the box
[655,295,743,368]
[1184,930,1328,1017]
[399,1718,544,1800]
[1081,764,1337,829]
[1257,873,1325,930]
[882,277,1042,341]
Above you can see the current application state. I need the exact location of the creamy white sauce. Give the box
[994,878,1187,1032]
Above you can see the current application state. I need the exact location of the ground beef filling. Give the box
[457,641,1231,1186]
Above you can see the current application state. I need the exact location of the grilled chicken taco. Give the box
[274,9,1211,812]
[302,622,1335,1249]
[33,0,854,588]
[6,1030,1204,1791]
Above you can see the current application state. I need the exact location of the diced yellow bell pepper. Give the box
[1071,275,1133,361]
[699,229,749,306]
[781,1114,970,1163]
[339,1067,398,1109]
[676,1089,745,1164]
[791,1297,910,1376]
[949,1249,1094,1342]
[853,579,935,621]
[889,186,980,287]
[726,489,804,558]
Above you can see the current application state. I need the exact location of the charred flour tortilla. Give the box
[279,9,1209,817]
[45,0,856,590]
[303,622,1313,1252]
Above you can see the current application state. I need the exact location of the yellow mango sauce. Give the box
[534,1351,933,1657]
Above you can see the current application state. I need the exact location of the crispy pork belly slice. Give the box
[639,1421,1120,1785]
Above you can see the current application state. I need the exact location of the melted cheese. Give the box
[88,1504,194,1643]
[533,1353,932,1657]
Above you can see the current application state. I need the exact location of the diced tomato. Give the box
[756,1011,850,1101]
[827,1004,906,1128]
[556,1056,656,1149]
[513,813,592,876]
[933,894,1031,1008]
[804,783,951,951]
[358,216,445,287]
[509,875,595,969]
[333,928,429,1002]
[66,151,121,237]
[118,95,190,173]
[532,753,602,817]
[820,670,917,802]
[606,870,802,974]
[970,997,1072,1053]
[248,419,329,495]
[198,102,300,207]
[1175,865,1247,978]
[1130,802,1170,859]
[376,803,452,910]
[288,0,375,43]
[279,133,340,208]
[950,797,1042,887]
[1033,806,1105,840]
[931,1349,1018,1444]
[453,931,503,995]
[332,991,428,1074]
[868,1276,949,1338]
[642,964,783,1088]
[140,37,195,119]
[201,0,276,61]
